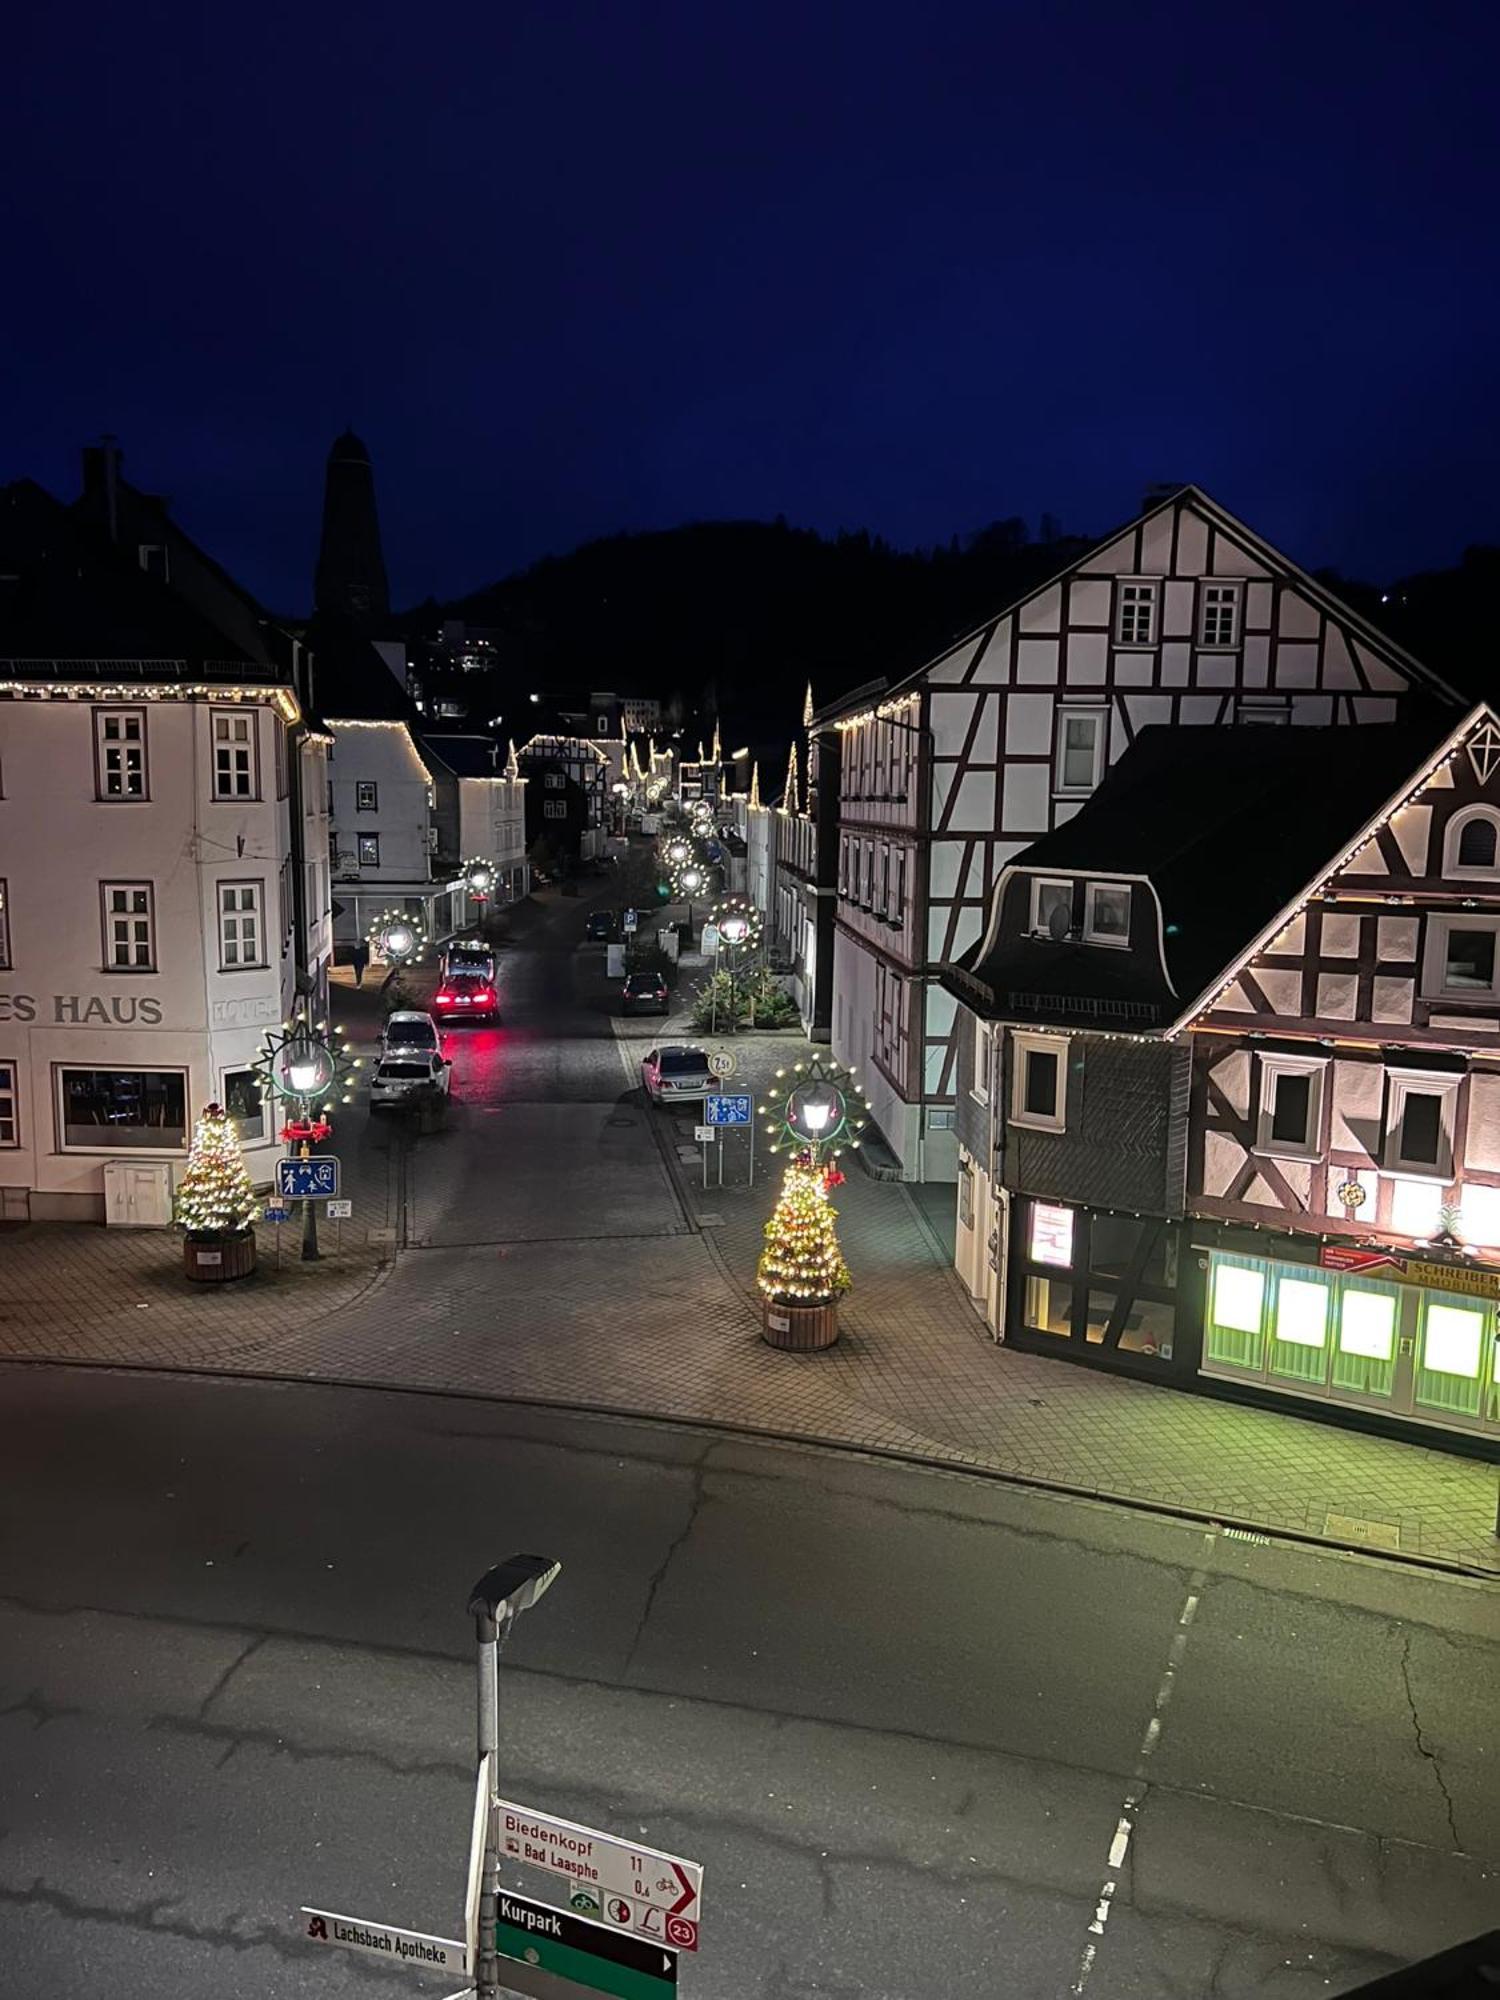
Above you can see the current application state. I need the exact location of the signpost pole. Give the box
[749,1103,755,1190]
[474,1602,506,2000]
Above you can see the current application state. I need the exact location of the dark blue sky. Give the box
[6,1,1498,610]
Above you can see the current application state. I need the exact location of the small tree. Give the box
[175,1103,259,1237]
[757,1160,852,1307]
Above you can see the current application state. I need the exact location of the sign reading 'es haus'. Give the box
[0,992,165,1026]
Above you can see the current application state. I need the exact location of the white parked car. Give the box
[382,1010,441,1055]
[640,1044,712,1105]
[369,1050,452,1110]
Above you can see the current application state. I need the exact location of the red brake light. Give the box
[436,991,453,1005]
[478,990,495,1006]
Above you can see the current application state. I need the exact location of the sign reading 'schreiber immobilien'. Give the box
[498,1799,702,1947]
[299,1906,466,1974]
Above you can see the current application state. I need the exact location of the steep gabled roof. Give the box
[956,718,1455,1026]
[419,733,510,778]
[823,485,1461,721]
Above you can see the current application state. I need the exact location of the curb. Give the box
[5,1355,1494,1583]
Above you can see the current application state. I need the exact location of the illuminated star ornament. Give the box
[253,1014,358,1132]
[760,1055,866,1160]
[367,908,428,966]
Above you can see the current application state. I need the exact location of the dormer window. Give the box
[1030,878,1073,938]
[1084,883,1131,944]
[1444,806,1500,879]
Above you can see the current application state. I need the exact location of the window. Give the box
[1383,1069,1459,1178]
[1011,1031,1068,1132]
[891,847,907,920]
[544,772,564,790]
[0,879,9,968]
[971,1017,993,1103]
[275,721,289,800]
[1055,710,1106,794]
[1115,580,1158,646]
[1256,1052,1326,1158]
[1029,877,1074,938]
[101,883,155,970]
[211,710,257,799]
[864,843,875,909]
[1199,582,1241,647]
[1424,915,1500,1000]
[138,542,170,582]
[222,1066,265,1142]
[57,1067,186,1151]
[355,780,379,811]
[1028,1202,1074,1266]
[94,707,147,799]
[0,1060,16,1146]
[218,882,265,968]
[1084,882,1131,944]
[1444,808,1500,878]
[357,834,381,866]
[543,800,566,820]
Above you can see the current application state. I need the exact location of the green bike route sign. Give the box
[496,1888,678,2000]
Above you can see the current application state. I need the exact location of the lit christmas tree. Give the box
[757,1160,852,1306]
[174,1103,259,1236]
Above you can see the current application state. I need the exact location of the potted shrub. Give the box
[757,1159,851,1350]
[175,1103,259,1283]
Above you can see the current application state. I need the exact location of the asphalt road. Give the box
[0,1367,1495,2000]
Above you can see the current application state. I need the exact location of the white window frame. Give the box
[1083,881,1132,946]
[1382,1069,1460,1179]
[1010,1031,1068,1133]
[1443,807,1500,880]
[543,799,566,820]
[211,709,257,801]
[356,833,381,866]
[0,1058,17,1146]
[217,881,265,970]
[1029,876,1074,938]
[1255,1051,1328,1159]
[1115,579,1159,647]
[1422,914,1500,1002]
[1198,580,1242,648]
[1054,708,1107,796]
[355,780,379,812]
[94,706,148,800]
[101,881,155,971]
[971,1017,993,1103]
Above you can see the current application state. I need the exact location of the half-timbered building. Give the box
[823,486,1459,1181]
[943,713,1500,1450]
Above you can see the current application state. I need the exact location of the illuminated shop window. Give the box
[1338,1290,1395,1361]
[1416,1299,1487,1419]
[1207,1259,1266,1371]
[1274,1277,1329,1348]
[1029,1202,1074,1267]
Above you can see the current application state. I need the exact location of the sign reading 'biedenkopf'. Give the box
[498,1798,702,1949]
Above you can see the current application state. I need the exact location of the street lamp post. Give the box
[469,1555,562,2000]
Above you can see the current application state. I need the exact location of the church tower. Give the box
[314,429,390,622]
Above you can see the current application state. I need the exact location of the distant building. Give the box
[0,464,330,1222]
[420,735,530,907]
[314,429,390,624]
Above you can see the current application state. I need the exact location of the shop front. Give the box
[1201,1231,1500,1443]
[1007,1196,1500,1445]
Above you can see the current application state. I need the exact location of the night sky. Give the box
[7,2,1498,611]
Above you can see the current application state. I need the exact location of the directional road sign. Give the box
[494,1888,677,1998]
[299,1907,465,1976]
[498,1800,703,1948]
[705,1093,752,1126]
[261,1202,292,1224]
[276,1156,340,1199]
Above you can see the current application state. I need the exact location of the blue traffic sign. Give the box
[261,1202,292,1224]
[276,1156,340,1199]
[705,1094,753,1126]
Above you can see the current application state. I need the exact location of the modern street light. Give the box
[469,1555,562,2000]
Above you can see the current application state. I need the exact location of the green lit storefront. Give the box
[1009,1196,1500,1450]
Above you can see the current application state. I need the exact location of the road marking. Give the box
[1069,1529,1217,1996]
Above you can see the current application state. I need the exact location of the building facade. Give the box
[326,716,467,949]
[946,714,1500,1449]
[823,486,1456,1181]
[421,735,530,906]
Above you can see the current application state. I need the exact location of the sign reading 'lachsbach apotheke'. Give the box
[0,992,165,1025]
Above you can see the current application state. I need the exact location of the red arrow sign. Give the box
[669,1864,697,1916]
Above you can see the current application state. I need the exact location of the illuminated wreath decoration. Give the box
[367,908,428,965]
[1338,1179,1367,1212]
[708,895,763,950]
[760,1055,867,1159]
[660,834,697,870]
[672,862,712,899]
[461,857,497,901]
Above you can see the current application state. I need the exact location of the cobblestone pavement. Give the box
[3,875,1497,1575]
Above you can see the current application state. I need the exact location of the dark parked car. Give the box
[433,972,500,1022]
[622,971,670,1016]
[584,911,619,941]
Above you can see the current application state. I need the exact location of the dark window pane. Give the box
[1024,1050,1058,1116]
[62,1068,185,1149]
[1270,1072,1312,1145]
[1458,819,1497,868]
[1444,929,1494,988]
[1400,1092,1443,1164]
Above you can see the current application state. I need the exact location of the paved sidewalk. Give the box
[3,906,1496,1577]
